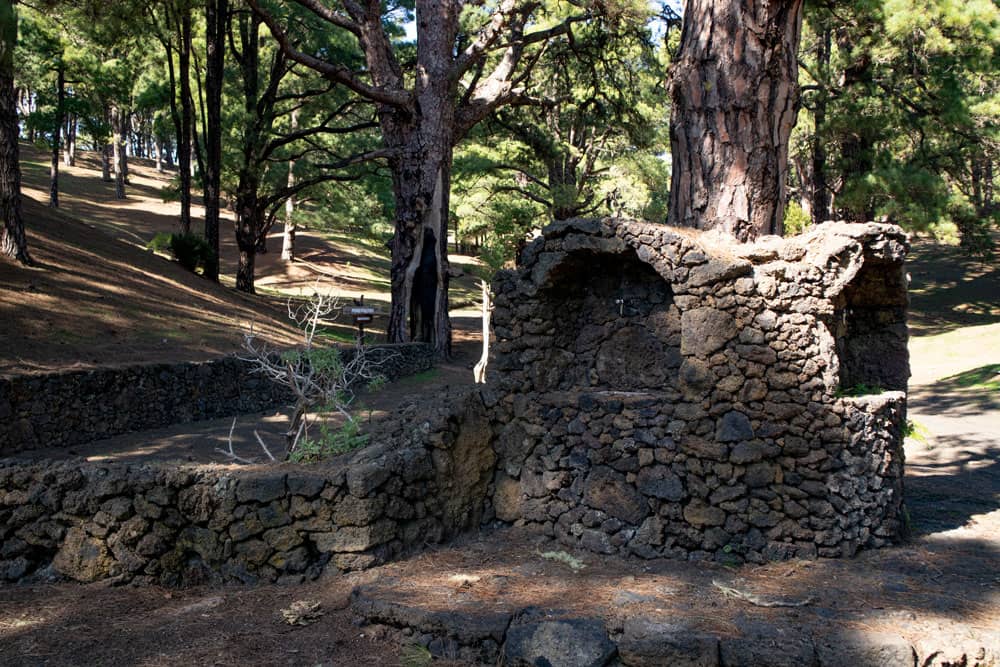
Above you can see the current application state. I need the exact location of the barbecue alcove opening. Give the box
[540,248,682,392]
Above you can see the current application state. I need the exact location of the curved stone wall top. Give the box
[488,218,910,562]
[515,217,908,309]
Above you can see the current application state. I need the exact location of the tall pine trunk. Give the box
[386,155,453,355]
[203,0,226,282]
[1,0,30,264]
[177,7,194,234]
[382,29,455,355]
[811,25,831,225]
[668,0,804,240]
[234,180,262,293]
[111,107,126,199]
[120,111,129,184]
[281,108,298,262]
[49,60,64,208]
[63,113,76,166]
[101,142,111,181]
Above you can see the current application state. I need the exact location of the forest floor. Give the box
[0,143,487,376]
[1,146,998,664]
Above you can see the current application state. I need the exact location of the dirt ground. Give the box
[1,176,998,665]
[1,143,486,376]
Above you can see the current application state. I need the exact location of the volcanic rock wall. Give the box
[0,344,434,454]
[487,218,909,563]
[0,390,494,584]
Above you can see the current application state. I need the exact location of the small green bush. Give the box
[289,414,369,463]
[148,232,218,275]
[783,201,812,236]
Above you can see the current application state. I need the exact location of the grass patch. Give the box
[940,364,1000,393]
[316,327,369,344]
[392,368,440,386]
[399,643,433,667]
[836,383,885,398]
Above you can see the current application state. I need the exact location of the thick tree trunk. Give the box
[236,242,256,293]
[386,157,453,355]
[203,0,227,282]
[383,23,456,355]
[111,107,126,200]
[668,0,804,240]
[234,184,262,293]
[49,61,64,208]
[1,0,31,265]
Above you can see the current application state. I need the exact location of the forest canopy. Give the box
[3,0,998,343]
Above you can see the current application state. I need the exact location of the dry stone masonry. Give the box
[0,344,434,455]
[487,218,909,563]
[0,218,912,586]
[0,390,493,584]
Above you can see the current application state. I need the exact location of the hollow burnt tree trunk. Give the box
[0,0,30,264]
[382,29,456,354]
[668,0,805,240]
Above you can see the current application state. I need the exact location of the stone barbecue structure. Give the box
[487,218,909,562]
[0,218,912,586]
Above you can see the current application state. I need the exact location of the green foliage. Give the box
[783,201,812,236]
[941,363,1000,392]
[903,419,932,444]
[147,232,218,276]
[289,414,369,463]
[450,10,670,265]
[794,0,1000,245]
[399,643,433,667]
[836,383,886,397]
[280,346,346,377]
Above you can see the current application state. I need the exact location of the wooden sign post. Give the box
[349,295,376,343]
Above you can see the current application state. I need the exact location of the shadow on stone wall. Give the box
[486,218,912,563]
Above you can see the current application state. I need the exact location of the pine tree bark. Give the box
[111,106,126,199]
[280,109,297,262]
[63,114,75,166]
[668,0,804,240]
[177,5,194,234]
[203,0,227,282]
[120,111,129,184]
[810,24,831,225]
[49,60,64,208]
[1,0,31,264]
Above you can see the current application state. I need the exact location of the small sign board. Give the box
[347,297,378,341]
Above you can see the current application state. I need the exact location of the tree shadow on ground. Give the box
[908,360,999,424]
[906,235,1000,338]
[905,443,1000,536]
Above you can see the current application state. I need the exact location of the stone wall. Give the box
[487,219,909,563]
[0,390,494,585]
[0,343,434,455]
